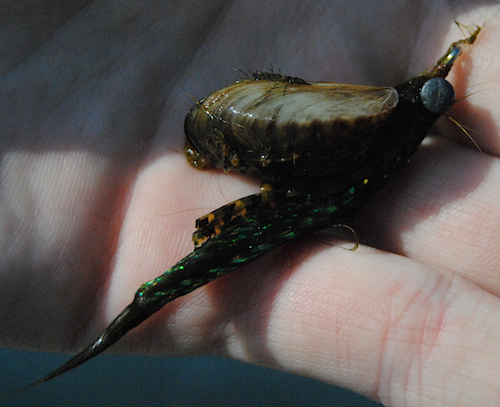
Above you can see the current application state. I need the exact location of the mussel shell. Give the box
[185,80,400,187]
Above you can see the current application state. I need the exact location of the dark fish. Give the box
[21,26,480,390]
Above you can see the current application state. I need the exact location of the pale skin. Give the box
[2,1,500,405]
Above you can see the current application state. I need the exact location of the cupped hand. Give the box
[2,1,500,406]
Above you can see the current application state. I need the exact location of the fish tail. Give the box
[15,301,152,392]
[18,176,379,391]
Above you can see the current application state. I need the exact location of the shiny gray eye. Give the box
[420,77,455,114]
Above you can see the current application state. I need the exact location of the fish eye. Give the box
[420,77,455,114]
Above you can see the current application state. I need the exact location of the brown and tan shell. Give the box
[184,79,399,187]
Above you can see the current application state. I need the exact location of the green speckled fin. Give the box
[19,176,376,390]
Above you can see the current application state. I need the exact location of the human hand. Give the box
[1,1,500,406]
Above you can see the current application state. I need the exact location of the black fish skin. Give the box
[19,27,480,390]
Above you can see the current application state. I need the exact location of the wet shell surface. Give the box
[184,80,401,187]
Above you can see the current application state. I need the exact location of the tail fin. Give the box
[15,301,151,392]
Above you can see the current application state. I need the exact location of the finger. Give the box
[215,243,500,406]
[359,139,500,295]
[441,9,500,156]
[105,154,260,323]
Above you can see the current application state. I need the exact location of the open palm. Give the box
[2,1,500,405]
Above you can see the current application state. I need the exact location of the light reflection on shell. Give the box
[184,79,401,185]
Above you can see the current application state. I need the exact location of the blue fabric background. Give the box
[0,350,383,406]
